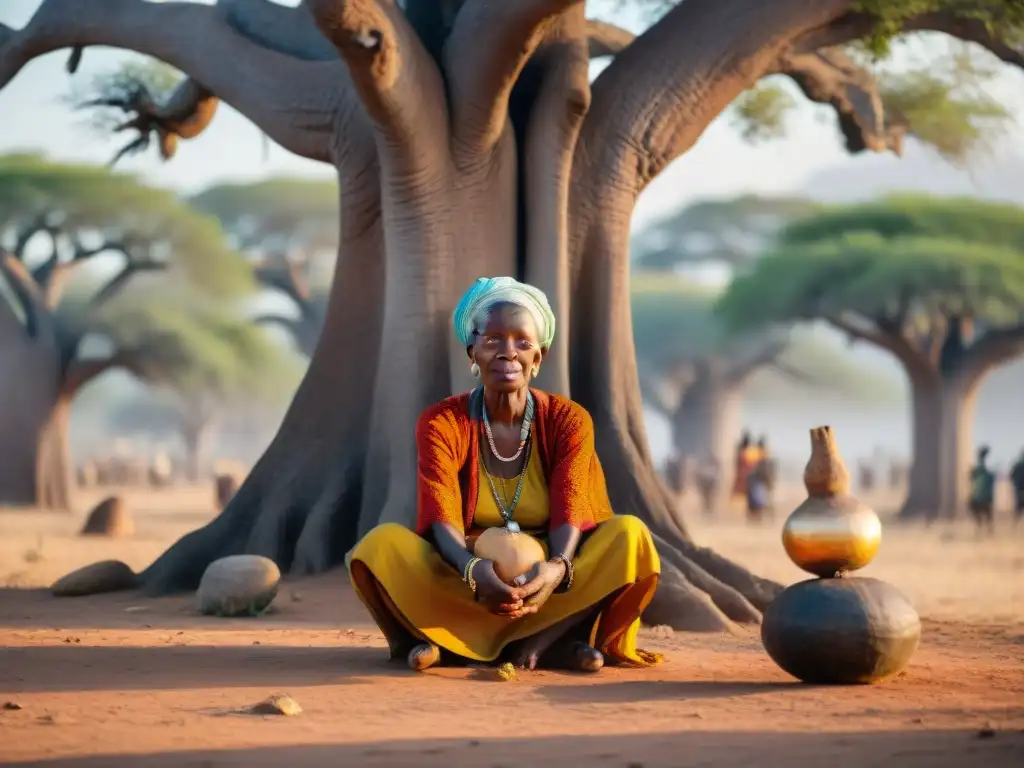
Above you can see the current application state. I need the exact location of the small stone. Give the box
[249,693,301,716]
[51,560,137,597]
[976,725,996,739]
[495,662,517,682]
[124,606,149,613]
[80,496,134,538]
[196,555,280,617]
[3,701,22,711]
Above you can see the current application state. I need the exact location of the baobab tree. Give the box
[4,0,1023,629]
[0,153,250,509]
[717,196,1024,520]
[189,179,338,356]
[633,272,893,504]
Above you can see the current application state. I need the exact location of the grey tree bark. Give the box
[5,0,1021,627]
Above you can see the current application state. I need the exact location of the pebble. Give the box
[248,694,302,716]
[51,560,137,597]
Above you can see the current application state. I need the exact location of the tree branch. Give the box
[89,254,167,310]
[724,335,788,385]
[826,312,931,375]
[772,46,907,155]
[770,358,819,386]
[0,0,343,162]
[253,259,311,310]
[0,252,52,343]
[446,0,584,153]
[61,349,142,397]
[961,322,1024,388]
[306,0,442,142]
[586,19,635,59]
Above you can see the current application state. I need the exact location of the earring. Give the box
[532,367,540,378]
[470,362,480,378]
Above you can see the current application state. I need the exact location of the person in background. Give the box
[695,453,721,517]
[1010,449,1024,528]
[968,445,996,536]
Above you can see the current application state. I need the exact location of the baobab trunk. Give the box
[901,373,979,520]
[0,309,71,510]
[670,364,743,510]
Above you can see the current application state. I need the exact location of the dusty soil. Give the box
[1,484,1023,767]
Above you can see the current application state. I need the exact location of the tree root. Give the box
[642,560,740,633]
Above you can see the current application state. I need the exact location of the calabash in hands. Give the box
[761,577,921,684]
[472,527,546,584]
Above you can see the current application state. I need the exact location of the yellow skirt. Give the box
[348,515,662,666]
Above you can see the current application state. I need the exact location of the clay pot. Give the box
[761,577,921,684]
[472,527,545,584]
[782,426,881,578]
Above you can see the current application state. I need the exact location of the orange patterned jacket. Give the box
[415,388,615,536]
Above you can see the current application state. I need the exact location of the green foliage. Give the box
[92,290,303,410]
[632,195,818,270]
[0,153,252,297]
[730,83,798,142]
[851,1,1024,57]
[190,178,339,254]
[631,272,901,399]
[717,197,1024,336]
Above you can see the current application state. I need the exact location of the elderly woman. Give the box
[348,277,661,673]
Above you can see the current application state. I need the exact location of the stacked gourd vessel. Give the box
[761,426,922,684]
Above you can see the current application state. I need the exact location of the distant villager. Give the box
[215,473,240,510]
[732,430,763,500]
[888,460,908,490]
[76,461,98,489]
[1011,449,1024,527]
[148,452,174,488]
[746,437,773,523]
[968,445,996,536]
[664,452,687,495]
[694,453,720,517]
[858,461,875,493]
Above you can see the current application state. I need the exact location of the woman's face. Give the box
[469,302,545,393]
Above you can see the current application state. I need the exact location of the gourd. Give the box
[473,527,546,584]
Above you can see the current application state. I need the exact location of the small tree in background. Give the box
[717,196,1024,520]
[189,179,339,356]
[631,196,818,272]
[105,299,304,481]
[0,153,252,509]
[633,273,897,504]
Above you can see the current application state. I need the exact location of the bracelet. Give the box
[550,554,574,593]
[463,556,482,596]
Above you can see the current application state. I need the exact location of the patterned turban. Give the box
[453,277,556,349]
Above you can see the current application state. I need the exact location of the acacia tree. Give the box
[5,1,1023,628]
[717,196,1024,520]
[0,153,250,509]
[633,273,893,503]
[189,179,339,356]
[631,196,817,272]
[106,301,304,480]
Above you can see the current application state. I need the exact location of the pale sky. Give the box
[3,0,1023,230]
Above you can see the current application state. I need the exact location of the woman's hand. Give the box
[512,559,567,615]
[472,559,524,616]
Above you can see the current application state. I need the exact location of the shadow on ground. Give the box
[0,644,393,692]
[6,729,1023,767]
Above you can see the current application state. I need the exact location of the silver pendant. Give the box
[505,521,521,533]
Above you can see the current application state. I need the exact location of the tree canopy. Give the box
[631,195,818,271]
[717,196,1024,353]
[632,272,900,403]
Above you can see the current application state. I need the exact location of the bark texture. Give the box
[6,0,1021,626]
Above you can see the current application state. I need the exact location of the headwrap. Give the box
[453,276,556,348]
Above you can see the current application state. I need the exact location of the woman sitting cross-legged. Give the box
[348,277,662,673]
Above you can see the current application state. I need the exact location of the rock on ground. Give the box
[79,496,134,538]
[51,560,138,597]
[196,555,281,617]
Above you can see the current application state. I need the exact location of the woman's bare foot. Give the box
[547,640,604,672]
[407,642,441,672]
